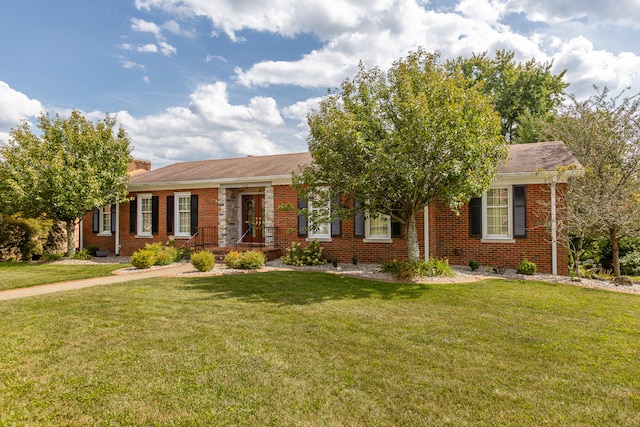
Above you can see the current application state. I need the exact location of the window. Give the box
[485,187,511,238]
[175,193,191,237]
[308,190,331,240]
[138,194,153,237]
[469,185,526,240]
[99,205,111,235]
[365,213,391,240]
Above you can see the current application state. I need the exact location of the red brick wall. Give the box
[272,185,425,264]
[429,183,568,275]
[82,182,568,274]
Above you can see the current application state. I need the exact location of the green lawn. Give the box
[0,262,130,290]
[1,271,639,425]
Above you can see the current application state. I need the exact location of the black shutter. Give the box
[513,185,526,238]
[298,197,308,237]
[151,196,159,235]
[92,208,99,233]
[166,195,174,234]
[190,195,198,235]
[331,195,341,237]
[391,219,402,238]
[469,197,482,238]
[354,200,364,237]
[110,204,116,234]
[129,198,136,234]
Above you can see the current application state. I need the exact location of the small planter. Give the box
[95,250,110,257]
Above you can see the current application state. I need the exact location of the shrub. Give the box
[154,248,177,266]
[41,252,64,262]
[131,249,155,269]
[85,245,99,257]
[239,250,266,270]
[0,214,52,261]
[620,251,640,276]
[73,249,92,260]
[517,256,537,275]
[224,250,242,269]
[281,240,326,266]
[191,250,216,272]
[381,258,454,280]
[469,259,480,271]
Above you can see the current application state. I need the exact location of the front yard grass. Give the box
[0,261,130,291]
[0,271,639,425]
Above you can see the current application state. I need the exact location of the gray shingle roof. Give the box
[129,141,580,186]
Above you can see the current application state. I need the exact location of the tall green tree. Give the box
[0,110,132,256]
[294,49,507,262]
[447,50,568,143]
[549,87,640,278]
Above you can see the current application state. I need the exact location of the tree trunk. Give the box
[610,226,621,278]
[407,212,420,262]
[572,236,583,277]
[65,219,76,257]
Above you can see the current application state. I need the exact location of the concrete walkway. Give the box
[0,263,194,301]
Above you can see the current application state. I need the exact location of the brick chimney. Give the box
[128,159,151,175]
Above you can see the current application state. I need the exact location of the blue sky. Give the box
[1,0,639,168]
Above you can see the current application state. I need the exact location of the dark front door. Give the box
[241,194,265,243]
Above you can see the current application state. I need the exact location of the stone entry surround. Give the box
[217,185,274,247]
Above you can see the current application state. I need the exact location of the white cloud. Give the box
[138,43,158,53]
[0,81,43,140]
[113,82,289,167]
[121,60,145,70]
[158,41,177,56]
[131,18,163,38]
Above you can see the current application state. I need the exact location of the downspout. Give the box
[115,204,120,256]
[551,178,557,275]
[424,206,429,260]
[79,219,84,250]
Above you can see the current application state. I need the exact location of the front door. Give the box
[241,194,265,243]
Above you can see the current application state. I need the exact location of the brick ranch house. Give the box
[81,141,581,275]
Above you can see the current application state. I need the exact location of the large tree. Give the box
[446,50,568,143]
[0,110,132,256]
[549,87,640,278]
[294,49,507,262]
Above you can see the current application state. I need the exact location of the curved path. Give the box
[0,263,194,301]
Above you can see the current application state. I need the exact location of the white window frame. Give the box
[175,192,191,238]
[307,188,332,241]
[98,205,111,236]
[482,186,514,241]
[364,212,392,242]
[137,194,153,237]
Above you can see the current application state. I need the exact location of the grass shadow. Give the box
[177,271,435,305]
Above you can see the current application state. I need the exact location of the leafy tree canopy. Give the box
[446,50,568,143]
[0,110,132,255]
[549,87,640,277]
[294,49,507,261]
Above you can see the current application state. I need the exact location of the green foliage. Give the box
[41,252,64,262]
[0,214,53,261]
[620,251,640,276]
[143,242,180,265]
[224,250,266,270]
[517,257,537,275]
[238,250,267,270]
[469,259,480,271]
[190,250,216,272]
[0,110,132,255]
[85,245,99,257]
[281,240,326,266]
[381,258,454,280]
[131,249,155,269]
[224,250,242,269]
[73,249,93,260]
[294,48,506,262]
[446,50,568,142]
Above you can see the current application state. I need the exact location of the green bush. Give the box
[131,249,156,269]
[281,240,326,266]
[41,252,64,262]
[85,245,99,257]
[73,249,93,260]
[191,250,216,272]
[224,250,242,269]
[620,251,640,276]
[517,256,537,275]
[0,214,52,261]
[239,250,266,270]
[381,258,454,280]
[469,259,480,271]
